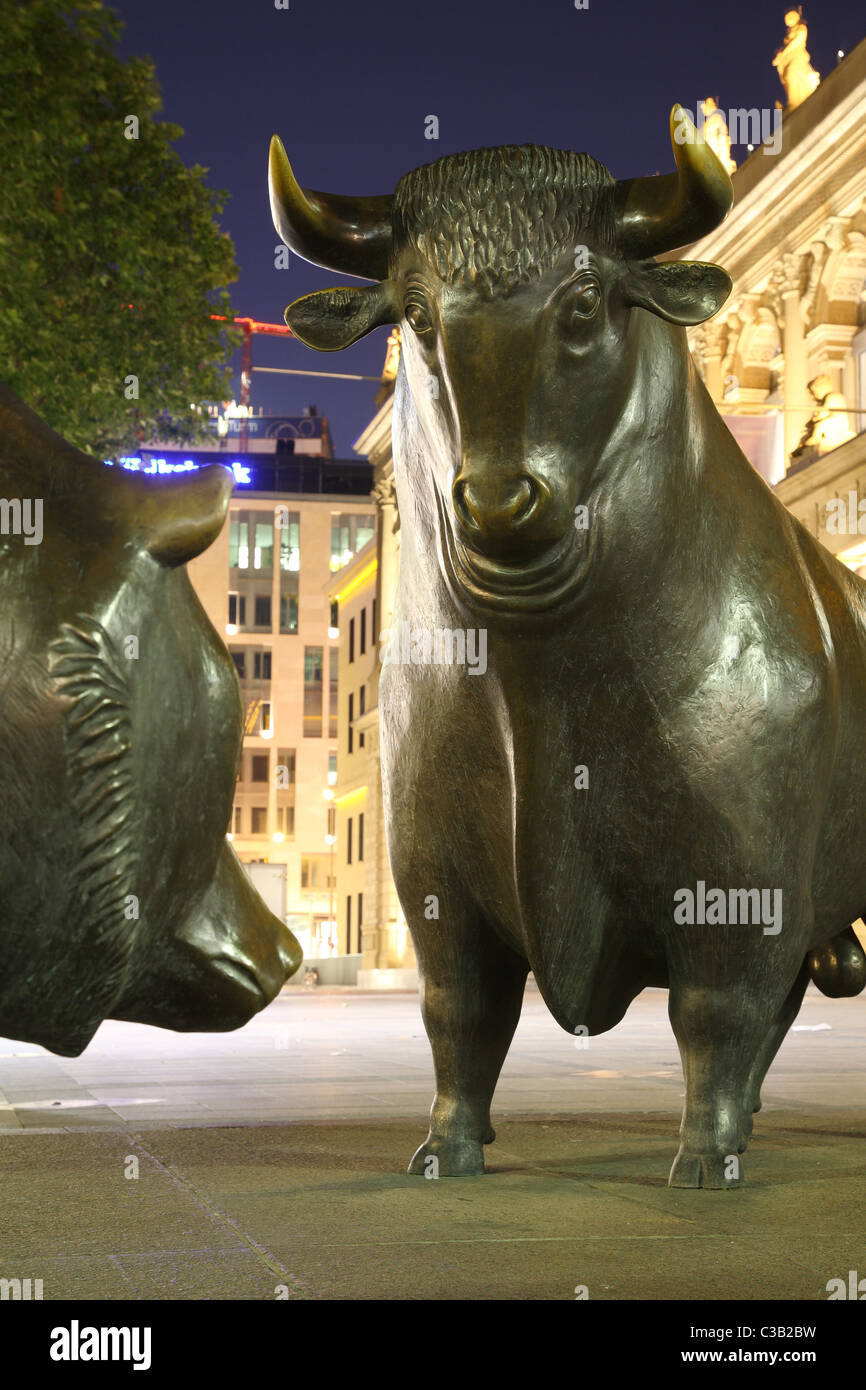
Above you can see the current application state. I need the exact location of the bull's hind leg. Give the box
[407,907,528,1177]
[667,933,807,1189]
[743,925,866,1136]
[742,960,810,1138]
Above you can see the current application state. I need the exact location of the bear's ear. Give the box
[622,259,732,326]
[285,281,398,351]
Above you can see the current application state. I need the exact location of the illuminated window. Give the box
[231,511,274,572]
[330,513,375,572]
[276,749,295,838]
[253,520,273,571]
[280,588,298,634]
[328,752,337,785]
[329,649,338,738]
[278,511,300,571]
[304,646,323,738]
[229,518,248,569]
[301,855,330,890]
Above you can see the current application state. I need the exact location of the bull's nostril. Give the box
[453,474,541,536]
[453,478,481,531]
[509,478,537,525]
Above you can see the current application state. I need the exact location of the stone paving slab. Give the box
[1,1114,863,1300]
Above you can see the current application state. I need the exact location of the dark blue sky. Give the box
[110,0,861,457]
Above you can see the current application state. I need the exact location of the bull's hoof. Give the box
[668,1148,745,1190]
[408,1134,486,1177]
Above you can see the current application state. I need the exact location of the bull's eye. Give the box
[567,281,601,323]
[405,299,435,339]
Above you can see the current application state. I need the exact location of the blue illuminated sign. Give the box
[105,456,252,485]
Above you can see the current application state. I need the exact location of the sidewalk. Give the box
[0,988,863,1299]
[2,1111,864,1300]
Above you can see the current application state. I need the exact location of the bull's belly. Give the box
[380,677,659,1031]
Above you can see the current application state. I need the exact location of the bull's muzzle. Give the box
[452,471,546,555]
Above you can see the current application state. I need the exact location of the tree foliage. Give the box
[0,0,240,458]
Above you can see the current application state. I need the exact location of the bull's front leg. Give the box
[667,926,808,1189]
[406,898,528,1177]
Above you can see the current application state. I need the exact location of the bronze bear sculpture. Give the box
[270,107,865,1187]
[0,382,301,1057]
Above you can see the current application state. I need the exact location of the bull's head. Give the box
[270,108,732,609]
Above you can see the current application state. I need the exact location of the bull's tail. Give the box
[807,924,866,997]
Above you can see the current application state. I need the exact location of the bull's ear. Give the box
[622,260,732,326]
[285,281,398,351]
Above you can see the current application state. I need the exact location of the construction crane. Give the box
[210,316,293,453]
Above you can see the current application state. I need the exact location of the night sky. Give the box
[109,0,861,458]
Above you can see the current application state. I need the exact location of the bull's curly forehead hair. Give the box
[391,144,617,298]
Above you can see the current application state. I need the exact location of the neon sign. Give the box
[104,456,252,485]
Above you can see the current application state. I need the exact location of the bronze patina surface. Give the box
[271,108,865,1187]
[0,384,301,1056]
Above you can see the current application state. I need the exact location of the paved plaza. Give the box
[0,987,864,1300]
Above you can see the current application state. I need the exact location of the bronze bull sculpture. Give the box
[0,383,301,1057]
[270,107,865,1187]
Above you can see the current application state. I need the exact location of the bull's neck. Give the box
[603,315,718,522]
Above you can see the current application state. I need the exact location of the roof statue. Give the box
[773,8,820,109]
[791,375,855,459]
[699,99,737,174]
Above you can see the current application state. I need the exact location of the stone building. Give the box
[675,32,866,569]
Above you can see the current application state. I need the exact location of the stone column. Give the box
[773,254,809,465]
[702,321,726,403]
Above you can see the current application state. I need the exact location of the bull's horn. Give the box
[615,105,733,258]
[268,135,393,281]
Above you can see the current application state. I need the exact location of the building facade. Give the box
[675,33,866,566]
[178,418,375,962]
[327,337,415,986]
